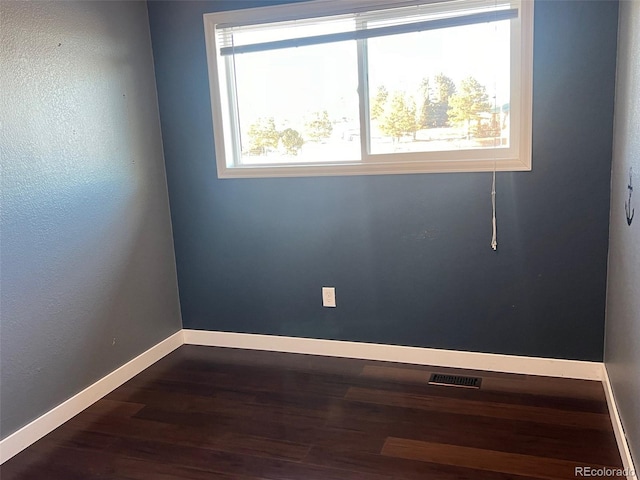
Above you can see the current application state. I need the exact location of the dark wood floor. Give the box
[1,345,624,479]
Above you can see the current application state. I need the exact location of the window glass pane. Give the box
[233,41,360,165]
[367,20,511,155]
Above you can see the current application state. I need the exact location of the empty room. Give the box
[1,0,638,478]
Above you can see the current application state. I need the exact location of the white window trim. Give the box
[204,0,534,179]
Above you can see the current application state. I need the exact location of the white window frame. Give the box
[204,0,534,179]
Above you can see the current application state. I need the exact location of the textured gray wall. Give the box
[604,0,640,467]
[0,1,182,439]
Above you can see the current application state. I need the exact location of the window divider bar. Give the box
[356,33,371,162]
[219,8,517,56]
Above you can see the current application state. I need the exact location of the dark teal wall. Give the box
[147,0,618,361]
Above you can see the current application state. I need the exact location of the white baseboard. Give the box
[182,330,604,380]
[0,330,184,464]
[602,365,638,480]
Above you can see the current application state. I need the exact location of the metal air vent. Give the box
[428,373,482,389]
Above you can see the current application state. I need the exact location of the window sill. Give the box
[217,158,531,178]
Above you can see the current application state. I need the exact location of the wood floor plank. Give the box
[360,365,606,402]
[81,398,146,418]
[304,445,542,480]
[112,456,265,480]
[345,385,613,429]
[52,413,208,449]
[381,437,625,480]
[327,398,622,466]
[0,445,126,480]
[107,435,393,480]
[340,408,619,463]
[207,432,311,461]
[359,365,609,413]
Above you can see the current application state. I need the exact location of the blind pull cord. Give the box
[491,166,497,251]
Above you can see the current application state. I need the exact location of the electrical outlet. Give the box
[322,287,336,307]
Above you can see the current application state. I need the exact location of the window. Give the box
[204,0,533,178]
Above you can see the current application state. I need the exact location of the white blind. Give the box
[217,0,517,56]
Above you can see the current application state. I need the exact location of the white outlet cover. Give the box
[322,287,336,307]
